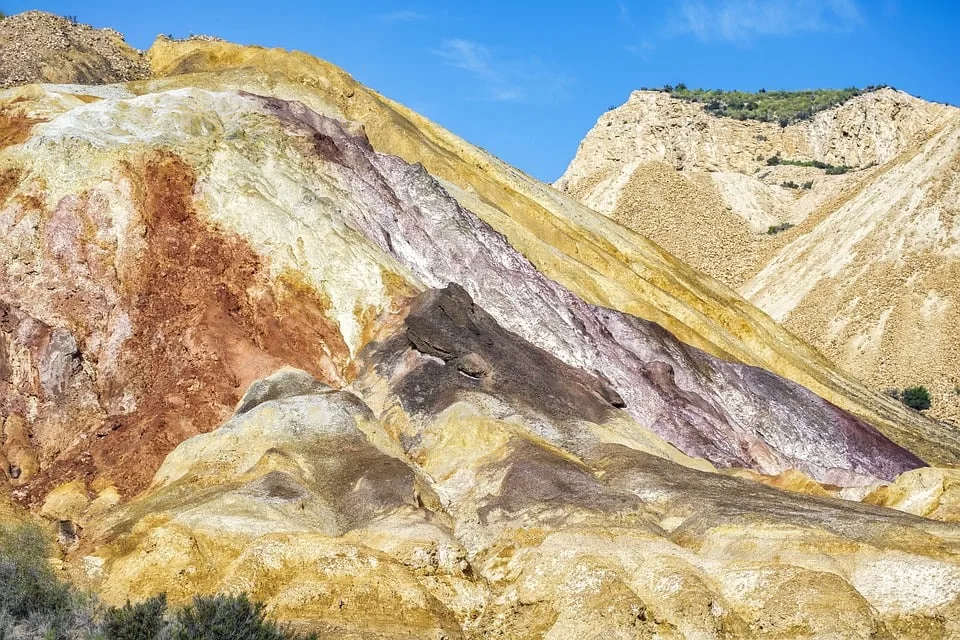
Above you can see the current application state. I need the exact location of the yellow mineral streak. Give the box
[136,38,957,464]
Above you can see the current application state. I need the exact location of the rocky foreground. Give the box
[1,14,960,639]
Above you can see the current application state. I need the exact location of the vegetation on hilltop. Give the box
[643,84,888,126]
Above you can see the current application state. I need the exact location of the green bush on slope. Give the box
[0,523,313,640]
[901,386,932,411]
[0,523,96,639]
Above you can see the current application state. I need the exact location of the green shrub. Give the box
[0,524,72,621]
[781,181,800,189]
[767,223,795,235]
[825,165,852,175]
[770,157,853,173]
[172,593,314,640]
[664,86,883,124]
[0,523,98,639]
[901,386,932,411]
[0,524,312,639]
[103,593,169,640]
[801,180,814,190]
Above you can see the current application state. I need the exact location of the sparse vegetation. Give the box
[657,85,886,125]
[767,223,795,235]
[901,386,932,411]
[0,523,96,639]
[886,386,932,411]
[102,594,169,640]
[781,180,800,189]
[0,523,314,639]
[766,154,854,174]
[801,180,814,190]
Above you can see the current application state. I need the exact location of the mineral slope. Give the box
[0,14,960,639]
[0,83,933,504]
[558,89,960,422]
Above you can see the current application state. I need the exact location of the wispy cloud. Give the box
[675,0,863,41]
[377,9,427,23]
[431,38,572,103]
[625,41,655,59]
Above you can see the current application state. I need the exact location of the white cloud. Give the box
[378,9,427,22]
[432,38,572,103]
[676,0,863,41]
[625,40,655,59]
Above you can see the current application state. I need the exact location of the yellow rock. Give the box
[139,38,960,466]
[864,467,960,522]
[40,479,90,525]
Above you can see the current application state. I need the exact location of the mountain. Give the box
[2,13,960,638]
[557,87,960,424]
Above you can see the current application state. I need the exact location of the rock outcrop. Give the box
[83,354,960,638]
[1,14,960,638]
[0,82,936,504]
[558,89,960,423]
[0,12,149,88]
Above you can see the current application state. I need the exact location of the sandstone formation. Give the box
[82,327,960,638]
[558,89,960,423]
[1,12,960,639]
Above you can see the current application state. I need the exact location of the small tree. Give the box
[901,386,931,411]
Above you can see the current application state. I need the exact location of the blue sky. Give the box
[8,1,959,181]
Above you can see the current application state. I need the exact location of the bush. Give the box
[0,523,97,639]
[781,181,800,189]
[0,524,312,639]
[665,86,883,124]
[825,165,852,175]
[767,223,795,235]
[0,524,72,621]
[801,180,814,190]
[901,386,932,411]
[172,593,314,640]
[103,593,169,640]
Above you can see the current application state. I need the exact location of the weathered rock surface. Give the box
[1,16,960,638]
[558,89,960,423]
[0,12,149,88]
[84,337,960,638]
[0,81,934,501]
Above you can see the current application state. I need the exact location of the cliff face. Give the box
[2,15,960,638]
[558,89,960,422]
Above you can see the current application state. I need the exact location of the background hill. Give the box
[558,87,960,424]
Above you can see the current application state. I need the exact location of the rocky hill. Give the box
[558,87,960,423]
[2,13,960,638]
[0,11,149,88]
